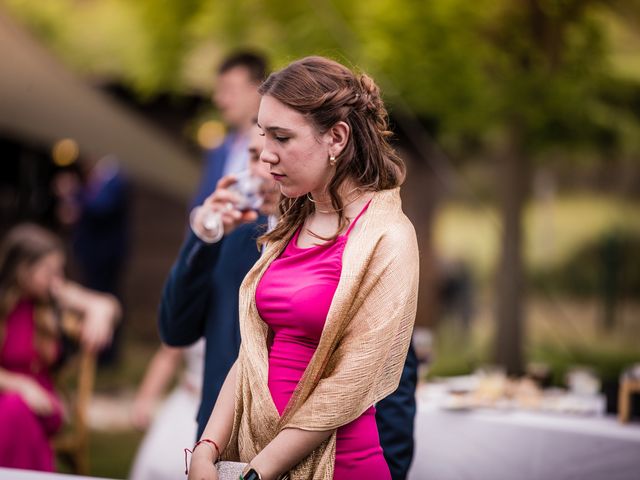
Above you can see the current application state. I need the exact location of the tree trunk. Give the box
[400,148,441,329]
[495,129,529,375]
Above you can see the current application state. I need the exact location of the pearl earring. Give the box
[329,154,337,167]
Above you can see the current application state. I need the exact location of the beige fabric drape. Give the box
[223,188,419,479]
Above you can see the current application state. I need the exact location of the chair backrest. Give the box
[619,378,640,423]
[53,312,97,475]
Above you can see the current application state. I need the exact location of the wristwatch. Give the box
[240,466,262,480]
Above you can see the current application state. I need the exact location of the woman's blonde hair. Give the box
[258,56,405,245]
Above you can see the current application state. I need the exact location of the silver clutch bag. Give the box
[216,461,247,480]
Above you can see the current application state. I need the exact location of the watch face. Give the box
[243,468,261,480]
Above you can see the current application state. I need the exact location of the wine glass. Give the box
[227,170,264,211]
[201,170,264,238]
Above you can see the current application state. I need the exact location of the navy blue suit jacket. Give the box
[377,343,417,480]
[158,222,264,433]
[160,134,263,432]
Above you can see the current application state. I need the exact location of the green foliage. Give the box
[529,341,640,385]
[5,0,639,157]
[354,0,500,140]
[435,194,640,284]
[427,321,491,379]
[428,303,640,384]
[128,0,202,95]
[531,229,640,298]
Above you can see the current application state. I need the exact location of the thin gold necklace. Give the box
[306,187,364,214]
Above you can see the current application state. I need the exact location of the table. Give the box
[0,468,115,480]
[408,402,640,480]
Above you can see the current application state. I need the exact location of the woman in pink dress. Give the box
[187,56,419,480]
[0,224,119,471]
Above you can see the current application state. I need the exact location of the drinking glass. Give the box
[228,169,264,211]
[202,170,264,237]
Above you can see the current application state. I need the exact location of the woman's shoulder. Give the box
[369,189,417,244]
[376,215,418,265]
[353,199,418,274]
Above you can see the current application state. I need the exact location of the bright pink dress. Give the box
[0,299,63,471]
[256,202,391,479]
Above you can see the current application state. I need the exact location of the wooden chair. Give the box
[53,313,97,475]
[618,377,640,423]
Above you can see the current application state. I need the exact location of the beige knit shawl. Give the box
[222,188,419,479]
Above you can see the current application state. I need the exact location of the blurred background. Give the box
[0,0,639,478]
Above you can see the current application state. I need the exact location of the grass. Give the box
[57,430,145,479]
[86,340,158,478]
[88,430,146,479]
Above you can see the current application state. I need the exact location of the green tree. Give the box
[467,0,638,374]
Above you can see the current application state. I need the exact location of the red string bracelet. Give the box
[184,438,221,474]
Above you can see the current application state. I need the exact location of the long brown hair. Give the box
[258,56,405,245]
[0,224,64,349]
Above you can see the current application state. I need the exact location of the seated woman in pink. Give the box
[187,56,419,480]
[0,224,120,471]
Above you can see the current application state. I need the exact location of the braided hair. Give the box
[258,56,405,244]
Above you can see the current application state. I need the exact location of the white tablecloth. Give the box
[408,402,640,480]
[0,468,115,480]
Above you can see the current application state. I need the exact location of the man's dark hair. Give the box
[218,51,268,84]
